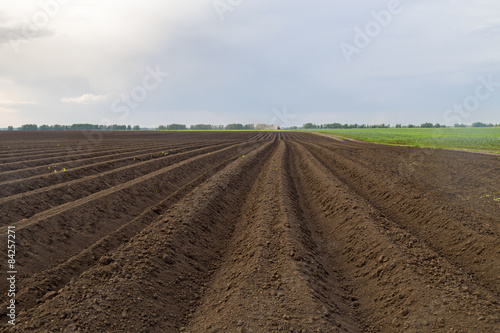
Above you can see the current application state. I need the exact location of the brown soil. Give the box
[0,131,498,332]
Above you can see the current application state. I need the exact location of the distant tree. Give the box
[407,124,416,128]
[133,125,140,131]
[127,125,132,130]
[69,124,100,130]
[166,124,187,130]
[434,123,441,128]
[157,125,167,130]
[110,124,127,130]
[7,126,13,131]
[243,124,255,130]
[472,122,486,127]
[323,123,342,129]
[39,124,50,130]
[454,123,467,128]
[302,123,318,129]
[255,124,278,130]
[421,122,433,128]
[395,124,402,128]
[18,124,38,130]
[225,123,244,130]
[190,124,214,130]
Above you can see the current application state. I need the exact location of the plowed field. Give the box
[0,131,499,332]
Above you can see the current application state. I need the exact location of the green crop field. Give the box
[303,128,500,153]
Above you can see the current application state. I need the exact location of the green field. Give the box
[303,128,500,153]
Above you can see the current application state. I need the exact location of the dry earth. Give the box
[0,131,499,332]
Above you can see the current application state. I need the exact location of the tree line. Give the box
[12,124,140,131]
[156,124,276,130]
[8,123,278,131]
[5,122,499,131]
[303,123,391,129]
[303,122,499,129]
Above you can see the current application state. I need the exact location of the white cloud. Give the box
[61,93,109,104]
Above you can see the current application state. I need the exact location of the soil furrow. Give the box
[0,131,246,170]
[289,141,500,332]
[0,142,232,224]
[0,141,204,182]
[0,139,228,173]
[0,141,266,324]
[0,142,159,168]
[10,137,276,332]
[0,141,219,197]
[0,142,162,164]
[0,131,498,332]
[184,140,361,332]
[300,140,500,297]
[0,141,262,284]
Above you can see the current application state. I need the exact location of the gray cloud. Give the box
[1,0,500,127]
[0,20,53,48]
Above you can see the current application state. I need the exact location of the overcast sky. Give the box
[1,0,499,127]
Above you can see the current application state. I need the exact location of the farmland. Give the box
[0,131,499,332]
[305,127,500,153]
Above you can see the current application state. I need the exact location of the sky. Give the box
[0,0,499,128]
